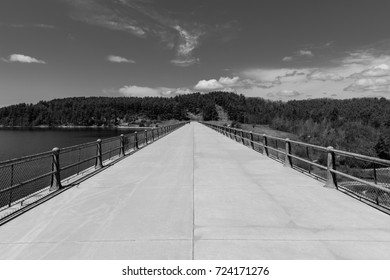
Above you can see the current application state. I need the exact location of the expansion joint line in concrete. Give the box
[191,123,195,260]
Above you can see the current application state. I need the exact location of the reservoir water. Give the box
[0,127,137,162]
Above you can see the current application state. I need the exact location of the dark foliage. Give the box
[1,92,389,159]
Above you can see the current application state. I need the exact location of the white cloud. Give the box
[350,63,390,78]
[194,79,222,90]
[344,78,390,93]
[194,76,241,91]
[276,89,302,97]
[119,85,160,97]
[218,76,240,86]
[266,90,303,99]
[118,85,192,97]
[160,87,192,96]
[107,55,135,63]
[241,49,390,99]
[3,54,46,64]
[282,49,314,62]
[344,60,390,93]
[298,50,314,57]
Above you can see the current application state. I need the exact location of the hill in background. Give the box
[0,92,389,159]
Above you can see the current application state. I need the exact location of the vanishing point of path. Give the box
[0,122,389,259]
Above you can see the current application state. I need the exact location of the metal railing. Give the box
[202,122,390,213]
[0,122,188,220]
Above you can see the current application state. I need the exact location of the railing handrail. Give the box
[201,121,390,214]
[0,126,165,167]
[203,122,390,166]
[0,121,189,223]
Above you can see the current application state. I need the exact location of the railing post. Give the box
[134,132,139,149]
[95,139,103,169]
[8,189,13,207]
[145,129,148,145]
[263,134,269,156]
[9,164,14,206]
[50,147,62,191]
[284,138,292,168]
[234,129,237,141]
[120,134,125,157]
[152,129,155,141]
[324,146,337,189]
[240,130,245,145]
[250,131,255,149]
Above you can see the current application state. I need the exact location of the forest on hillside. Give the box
[0,92,389,159]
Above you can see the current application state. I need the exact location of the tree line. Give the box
[0,92,389,159]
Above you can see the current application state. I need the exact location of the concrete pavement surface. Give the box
[0,122,389,259]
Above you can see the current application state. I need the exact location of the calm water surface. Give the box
[0,127,136,162]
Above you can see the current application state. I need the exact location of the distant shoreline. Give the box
[0,125,155,130]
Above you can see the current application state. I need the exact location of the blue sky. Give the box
[1,0,390,106]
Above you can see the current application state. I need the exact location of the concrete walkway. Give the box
[0,122,389,259]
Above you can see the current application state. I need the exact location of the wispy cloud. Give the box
[62,0,235,67]
[282,49,314,62]
[107,55,135,63]
[64,0,147,37]
[170,25,202,67]
[282,56,293,62]
[0,22,56,29]
[1,54,46,64]
[307,70,344,81]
